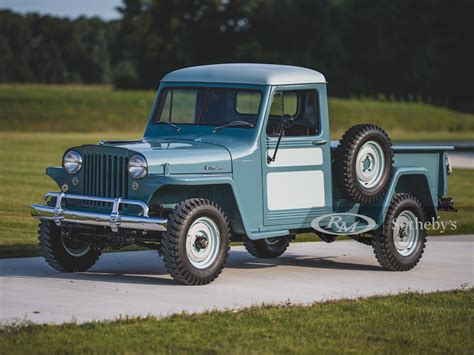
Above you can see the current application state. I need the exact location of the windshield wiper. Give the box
[158,121,181,131]
[212,121,254,133]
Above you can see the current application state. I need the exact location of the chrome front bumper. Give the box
[31,192,167,232]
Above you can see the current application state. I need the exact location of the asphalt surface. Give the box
[449,151,474,169]
[1,236,472,325]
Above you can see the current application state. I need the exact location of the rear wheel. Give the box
[38,220,101,272]
[162,199,230,285]
[372,193,427,271]
[244,236,291,258]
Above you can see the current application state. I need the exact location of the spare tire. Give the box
[334,124,393,204]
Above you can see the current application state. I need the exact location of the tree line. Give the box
[0,0,472,112]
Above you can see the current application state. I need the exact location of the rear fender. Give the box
[361,167,437,226]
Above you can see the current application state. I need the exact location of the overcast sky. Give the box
[0,0,122,20]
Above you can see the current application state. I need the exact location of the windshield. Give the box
[153,87,262,127]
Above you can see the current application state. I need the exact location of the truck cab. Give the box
[32,64,454,285]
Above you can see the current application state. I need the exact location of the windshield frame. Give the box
[151,86,264,128]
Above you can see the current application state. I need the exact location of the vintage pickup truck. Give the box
[32,64,454,285]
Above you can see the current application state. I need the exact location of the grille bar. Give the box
[83,154,128,207]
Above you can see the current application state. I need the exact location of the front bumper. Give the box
[31,192,167,232]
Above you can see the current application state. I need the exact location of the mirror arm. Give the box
[267,92,285,164]
[267,124,284,164]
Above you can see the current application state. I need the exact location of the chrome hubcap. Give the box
[264,237,280,245]
[393,210,419,256]
[61,234,90,257]
[356,141,385,188]
[186,217,220,269]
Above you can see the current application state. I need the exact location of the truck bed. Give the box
[331,140,454,201]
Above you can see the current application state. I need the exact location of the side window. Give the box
[269,92,297,116]
[266,90,319,137]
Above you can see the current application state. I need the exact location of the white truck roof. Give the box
[162,63,326,85]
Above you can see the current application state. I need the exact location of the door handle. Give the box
[312,139,327,145]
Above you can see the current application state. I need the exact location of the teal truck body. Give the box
[32,64,454,284]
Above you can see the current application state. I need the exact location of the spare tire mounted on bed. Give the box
[334,124,394,204]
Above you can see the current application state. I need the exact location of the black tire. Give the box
[372,193,427,271]
[162,199,230,285]
[244,236,291,258]
[316,232,337,243]
[38,220,101,272]
[334,124,393,204]
[350,235,373,245]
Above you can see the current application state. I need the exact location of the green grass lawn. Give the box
[1,84,474,140]
[1,289,472,354]
[0,85,155,132]
[0,131,472,258]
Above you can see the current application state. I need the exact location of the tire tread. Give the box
[244,237,290,258]
[334,124,393,204]
[38,220,101,272]
[162,199,230,285]
[372,193,427,271]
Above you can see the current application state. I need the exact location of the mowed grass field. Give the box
[1,290,472,354]
[0,84,473,257]
[2,84,474,139]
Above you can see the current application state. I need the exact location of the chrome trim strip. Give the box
[99,139,144,145]
[31,192,166,232]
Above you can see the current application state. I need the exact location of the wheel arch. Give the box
[366,167,437,226]
[149,183,246,236]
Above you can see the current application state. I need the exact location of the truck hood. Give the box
[103,139,232,175]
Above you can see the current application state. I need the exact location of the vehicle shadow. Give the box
[0,249,381,286]
[0,251,177,286]
[226,251,382,272]
[0,265,179,286]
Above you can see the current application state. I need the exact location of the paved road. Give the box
[1,236,472,324]
[450,151,474,169]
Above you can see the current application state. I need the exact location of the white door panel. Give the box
[267,170,325,210]
[267,147,323,167]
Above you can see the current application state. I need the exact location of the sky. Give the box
[0,0,122,20]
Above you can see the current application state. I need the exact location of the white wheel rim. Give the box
[186,216,220,269]
[356,140,385,188]
[393,210,419,256]
[264,237,280,245]
[61,235,90,257]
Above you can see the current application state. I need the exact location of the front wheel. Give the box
[38,220,101,272]
[244,236,291,258]
[372,193,427,271]
[162,199,230,285]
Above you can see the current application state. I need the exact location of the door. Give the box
[262,86,332,227]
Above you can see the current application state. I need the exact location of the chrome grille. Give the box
[83,154,129,207]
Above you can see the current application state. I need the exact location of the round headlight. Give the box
[128,155,148,179]
[63,150,82,175]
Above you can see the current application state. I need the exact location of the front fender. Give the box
[46,167,67,188]
[139,174,236,203]
[144,174,253,236]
